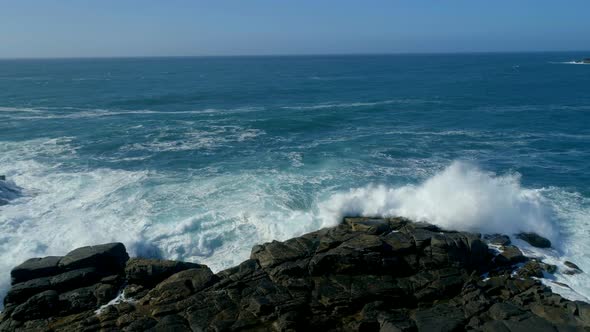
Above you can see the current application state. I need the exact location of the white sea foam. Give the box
[316,161,557,238]
[121,126,265,152]
[282,99,440,110]
[0,106,262,120]
[557,61,590,65]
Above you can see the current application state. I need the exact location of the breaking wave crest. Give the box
[318,161,557,241]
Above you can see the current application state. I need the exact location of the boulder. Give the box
[517,233,552,248]
[58,242,129,271]
[11,256,62,284]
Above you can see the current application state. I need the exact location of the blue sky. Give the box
[1,0,589,58]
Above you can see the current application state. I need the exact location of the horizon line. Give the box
[0,49,589,61]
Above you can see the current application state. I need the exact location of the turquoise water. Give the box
[1,53,589,301]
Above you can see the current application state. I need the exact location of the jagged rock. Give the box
[517,232,552,248]
[59,243,129,271]
[1,218,588,332]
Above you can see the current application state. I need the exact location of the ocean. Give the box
[0,53,589,303]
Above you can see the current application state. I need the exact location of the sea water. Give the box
[1,53,589,302]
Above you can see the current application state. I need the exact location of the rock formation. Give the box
[1,217,588,331]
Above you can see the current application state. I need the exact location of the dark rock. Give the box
[495,245,527,265]
[11,290,60,321]
[125,258,203,287]
[563,261,583,275]
[517,232,552,248]
[411,304,465,332]
[517,260,557,279]
[382,231,415,253]
[10,256,62,284]
[148,314,191,331]
[124,317,158,331]
[0,175,6,181]
[59,242,129,271]
[145,267,216,306]
[4,277,51,306]
[501,314,557,332]
[94,283,119,305]
[488,302,525,320]
[50,267,103,291]
[59,285,99,314]
[344,217,392,235]
[484,234,511,246]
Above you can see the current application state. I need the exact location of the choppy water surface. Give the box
[1,53,589,301]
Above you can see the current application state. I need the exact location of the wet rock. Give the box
[484,234,512,246]
[517,232,552,248]
[563,261,583,275]
[0,175,6,181]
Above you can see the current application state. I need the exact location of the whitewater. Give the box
[1,53,589,304]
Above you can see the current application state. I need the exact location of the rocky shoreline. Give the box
[1,217,588,331]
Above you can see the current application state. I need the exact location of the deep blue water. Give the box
[1,53,589,300]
